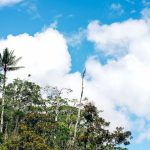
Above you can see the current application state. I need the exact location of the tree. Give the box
[77,102,132,150]
[1,79,132,150]
[4,79,42,137]
[0,48,23,133]
[73,69,86,144]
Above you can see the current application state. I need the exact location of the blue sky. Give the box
[1,0,150,149]
[0,0,144,72]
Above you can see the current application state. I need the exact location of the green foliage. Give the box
[0,48,23,72]
[76,103,132,150]
[0,78,132,150]
[0,48,23,133]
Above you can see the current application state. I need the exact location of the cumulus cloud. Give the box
[0,0,23,7]
[87,19,149,57]
[0,27,71,83]
[0,27,84,102]
[86,9,150,141]
[85,57,150,116]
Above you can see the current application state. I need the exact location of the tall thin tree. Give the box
[73,69,86,144]
[0,48,23,133]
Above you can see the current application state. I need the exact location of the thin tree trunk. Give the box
[73,69,86,143]
[0,70,6,133]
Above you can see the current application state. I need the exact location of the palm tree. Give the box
[0,48,23,133]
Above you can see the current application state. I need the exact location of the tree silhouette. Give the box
[0,48,23,133]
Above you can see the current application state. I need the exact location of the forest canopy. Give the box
[0,48,132,150]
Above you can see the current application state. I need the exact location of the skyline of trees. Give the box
[0,48,132,150]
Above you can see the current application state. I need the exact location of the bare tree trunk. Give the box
[73,69,86,143]
[0,70,6,133]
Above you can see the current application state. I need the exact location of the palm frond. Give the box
[2,48,10,64]
[7,50,16,65]
[0,48,23,73]
[7,66,24,71]
[8,57,22,66]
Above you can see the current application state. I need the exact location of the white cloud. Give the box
[87,19,150,115]
[86,12,150,141]
[0,0,23,7]
[85,57,150,117]
[0,27,85,106]
[0,27,71,82]
[87,19,149,57]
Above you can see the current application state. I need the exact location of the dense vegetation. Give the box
[0,49,132,150]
